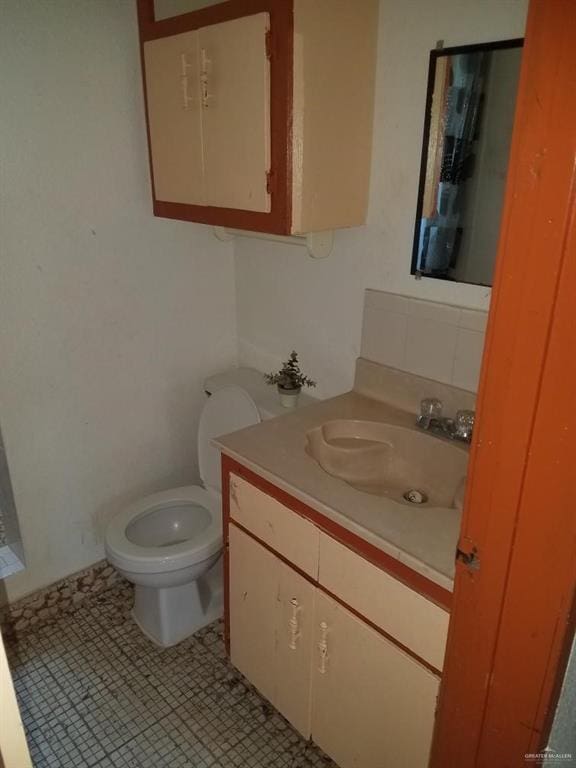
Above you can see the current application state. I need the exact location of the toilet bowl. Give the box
[105,384,262,647]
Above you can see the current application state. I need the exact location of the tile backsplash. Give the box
[361,290,488,392]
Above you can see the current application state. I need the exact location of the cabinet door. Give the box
[199,13,271,212]
[312,591,440,768]
[144,31,204,205]
[229,523,278,706]
[228,524,314,738]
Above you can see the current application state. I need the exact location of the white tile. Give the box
[365,290,460,325]
[9,585,336,768]
[404,316,459,385]
[364,289,409,312]
[361,306,407,369]
[459,308,488,333]
[404,297,461,326]
[452,328,486,392]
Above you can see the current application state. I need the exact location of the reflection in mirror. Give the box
[412,40,523,286]
[153,0,222,21]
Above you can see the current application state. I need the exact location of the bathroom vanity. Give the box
[215,359,475,768]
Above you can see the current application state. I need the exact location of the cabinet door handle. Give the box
[229,477,238,505]
[180,53,195,110]
[200,48,213,109]
[288,597,301,650]
[317,621,329,674]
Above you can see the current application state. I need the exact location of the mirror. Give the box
[411,39,523,286]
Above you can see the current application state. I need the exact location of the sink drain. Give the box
[403,489,428,505]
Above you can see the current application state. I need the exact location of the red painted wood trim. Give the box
[152,201,290,236]
[222,454,452,612]
[136,0,293,235]
[430,1,576,765]
[229,518,443,678]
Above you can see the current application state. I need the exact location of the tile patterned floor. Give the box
[6,582,336,768]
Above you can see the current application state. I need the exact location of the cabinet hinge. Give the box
[265,29,272,60]
[266,169,273,195]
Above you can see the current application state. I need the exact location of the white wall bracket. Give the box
[213,226,334,259]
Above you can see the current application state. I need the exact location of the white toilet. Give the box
[105,371,280,647]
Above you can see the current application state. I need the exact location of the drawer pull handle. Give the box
[317,621,329,674]
[288,597,301,650]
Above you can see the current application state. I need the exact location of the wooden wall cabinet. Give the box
[225,465,448,768]
[137,0,379,235]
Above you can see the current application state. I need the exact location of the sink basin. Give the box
[306,419,468,507]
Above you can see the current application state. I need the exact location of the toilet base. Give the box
[132,557,223,647]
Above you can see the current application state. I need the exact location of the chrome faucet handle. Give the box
[417,398,443,429]
[455,410,475,442]
[420,398,443,418]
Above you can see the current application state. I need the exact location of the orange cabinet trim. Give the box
[228,518,443,678]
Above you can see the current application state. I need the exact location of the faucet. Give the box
[416,398,475,444]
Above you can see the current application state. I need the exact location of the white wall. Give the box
[236,0,528,399]
[0,0,237,601]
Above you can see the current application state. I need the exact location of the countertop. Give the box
[214,390,464,591]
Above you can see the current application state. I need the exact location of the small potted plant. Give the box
[264,351,316,408]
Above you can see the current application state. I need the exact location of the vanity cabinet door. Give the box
[311,591,440,768]
[228,524,314,737]
[229,523,278,706]
[275,556,316,737]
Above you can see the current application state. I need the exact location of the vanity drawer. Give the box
[229,474,319,578]
[318,533,449,670]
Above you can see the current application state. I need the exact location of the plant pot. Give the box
[278,385,301,408]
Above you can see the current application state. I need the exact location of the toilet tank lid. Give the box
[204,366,316,419]
[198,385,261,493]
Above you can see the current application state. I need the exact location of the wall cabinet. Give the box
[137,0,379,235]
[225,467,449,768]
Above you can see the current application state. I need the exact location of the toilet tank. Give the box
[204,367,315,420]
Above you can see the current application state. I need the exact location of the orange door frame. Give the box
[431,1,576,765]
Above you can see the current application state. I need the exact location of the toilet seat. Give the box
[104,380,263,645]
[105,485,221,575]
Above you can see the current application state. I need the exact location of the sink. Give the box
[306,419,468,507]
